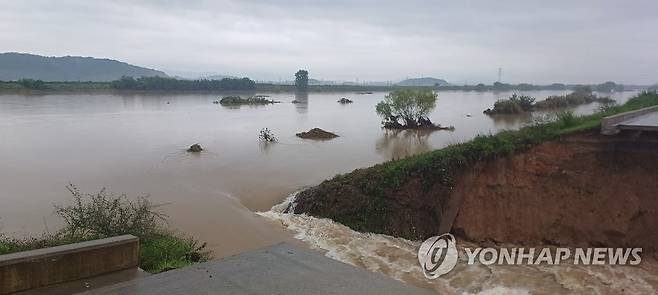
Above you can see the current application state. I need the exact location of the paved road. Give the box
[81,243,435,295]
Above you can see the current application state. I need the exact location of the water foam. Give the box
[258,193,657,294]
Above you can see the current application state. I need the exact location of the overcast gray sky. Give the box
[1,0,656,84]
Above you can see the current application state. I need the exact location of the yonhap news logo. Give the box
[417,233,458,279]
[417,233,642,279]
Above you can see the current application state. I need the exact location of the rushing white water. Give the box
[258,194,658,295]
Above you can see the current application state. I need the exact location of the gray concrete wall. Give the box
[0,235,138,294]
[601,105,658,135]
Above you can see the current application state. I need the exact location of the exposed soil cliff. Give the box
[452,131,658,252]
[294,131,658,253]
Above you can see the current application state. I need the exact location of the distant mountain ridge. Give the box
[0,52,167,82]
[396,77,450,86]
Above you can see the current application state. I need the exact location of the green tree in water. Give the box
[376,89,437,128]
[295,69,309,90]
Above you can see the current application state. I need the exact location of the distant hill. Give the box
[396,77,450,87]
[0,52,167,82]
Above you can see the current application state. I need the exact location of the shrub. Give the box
[55,185,164,239]
[484,94,534,115]
[534,88,610,109]
[1,185,209,273]
[516,95,536,111]
[259,128,277,142]
[219,95,278,105]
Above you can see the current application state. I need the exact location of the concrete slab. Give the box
[618,111,658,132]
[601,105,658,135]
[0,235,139,294]
[82,243,434,295]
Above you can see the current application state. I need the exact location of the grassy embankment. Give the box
[0,185,209,273]
[296,91,658,240]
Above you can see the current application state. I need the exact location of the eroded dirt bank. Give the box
[294,131,658,254]
[452,131,658,253]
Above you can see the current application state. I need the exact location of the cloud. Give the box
[1,0,656,84]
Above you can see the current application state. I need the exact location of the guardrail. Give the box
[0,235,138,294]
[601,105,658,135]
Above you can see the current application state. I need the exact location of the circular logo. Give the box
[417,233,458,279]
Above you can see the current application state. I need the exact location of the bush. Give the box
[259,128,277,142]
[219,95,278,105]
[484,94,535,115]
[1,185,209,273]
[55,185,164,239]
[534,88,610,109]
[517,95,536,111]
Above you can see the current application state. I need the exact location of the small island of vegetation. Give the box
[484,86,615,115]
[375,89,453,130]
[219,95,279,105]
[483,94,536,115]
[534,86,615,109]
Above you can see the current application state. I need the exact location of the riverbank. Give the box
[291,91,658,252]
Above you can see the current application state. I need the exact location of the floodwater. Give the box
[261,196,658,294]
[0,90,643,292]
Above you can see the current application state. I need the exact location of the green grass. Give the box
[139,233,207,273]
[302,91,658,239]
[0,185,209,273]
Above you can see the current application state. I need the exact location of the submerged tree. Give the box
[375,89,438,128]
[259,128,277,142]
[295,70,309,90]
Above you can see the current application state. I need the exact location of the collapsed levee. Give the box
[293,130,658,256]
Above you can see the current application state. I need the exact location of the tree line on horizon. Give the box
[1,74,631,93]
[110,76,256,91]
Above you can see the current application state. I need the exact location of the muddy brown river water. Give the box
[0,90,648,294]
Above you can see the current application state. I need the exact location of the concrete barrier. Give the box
[0,235,138,294]
[601,105,658,135]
